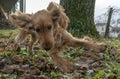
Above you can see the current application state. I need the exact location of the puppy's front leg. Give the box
[14,30,28,44]
[67,36,107,52]
[28,33,37,53]
[50,50,73,73]
[13,30,28,51]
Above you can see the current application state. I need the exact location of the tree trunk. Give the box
[60,0,99,37]
[104,8,113,38]
[0,5,8,19]
[20,0,23,12]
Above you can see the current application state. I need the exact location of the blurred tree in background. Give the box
[60,0,99,37]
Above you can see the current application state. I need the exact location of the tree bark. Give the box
[104,8,113,38]
[60,0,99,37]
[0,5,8,19]
[20,0,23,12]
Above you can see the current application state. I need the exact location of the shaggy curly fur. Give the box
[9,11,36,52]
[9,2,107,72]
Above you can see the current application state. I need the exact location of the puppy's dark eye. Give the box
[35,28,40,32]
[48,25,52,30]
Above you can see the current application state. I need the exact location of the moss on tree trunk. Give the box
[60,0,99,37]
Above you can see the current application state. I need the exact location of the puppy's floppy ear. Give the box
[51,9,60,22]
[47,2,55,11]
[47,2,60,22]
[9,11,33,28]
[47,2,70,29]
[58,11,70,29]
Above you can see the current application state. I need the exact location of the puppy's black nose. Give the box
[44,46,51,51]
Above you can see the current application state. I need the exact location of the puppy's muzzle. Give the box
[44,45,51,51]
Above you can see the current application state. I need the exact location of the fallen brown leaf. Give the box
[0,47,4,52]
[12,56,23,63]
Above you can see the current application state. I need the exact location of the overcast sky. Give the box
[26,0,120,17]
[26,0,60,13]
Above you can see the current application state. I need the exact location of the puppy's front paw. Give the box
[12,43,21,51]
[60,58,74,73]
[87,43,107,52]
[97,43,107,52]
[50,53,74,73]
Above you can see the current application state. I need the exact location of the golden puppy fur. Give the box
[9,2,107,72]
[9,11,36,52]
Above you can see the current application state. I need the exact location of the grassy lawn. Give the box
[0,29,120,79]
[0,29,18,36]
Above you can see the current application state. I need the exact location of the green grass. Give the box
[100,38,120,47]
[0,29,18,36]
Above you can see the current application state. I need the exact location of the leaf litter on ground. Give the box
[0,31,120,78]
